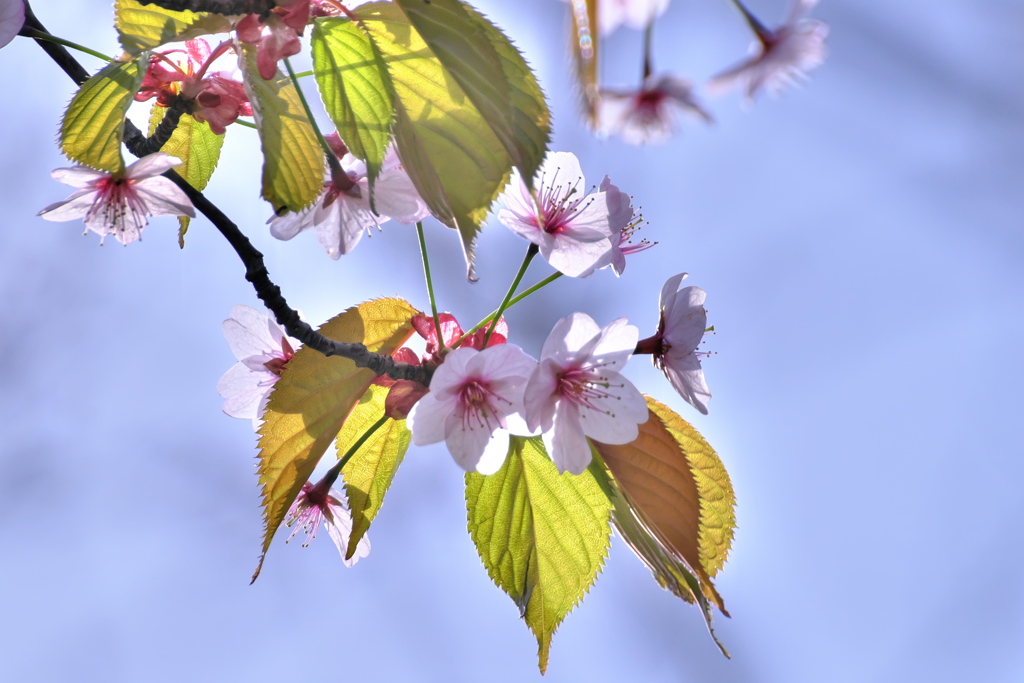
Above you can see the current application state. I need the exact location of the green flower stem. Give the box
[326,414,390,484]
[464,271,562,340]
[234,118,257,129]
[416,222,446,352]
[283,57,344,179]
[292,69,314,79]
[19,27,111,62]
[481,245,538,347]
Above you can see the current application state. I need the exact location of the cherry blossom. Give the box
[38,152,195,245]
[135,39,252,134]
[286,480,370,567]
[236,0,310,80]
[269,140,429,259]
[598,73,713,145]
[498,151,627,278]
[637,273,711,414]
[708,0,828,102]
[0,0,24,50]
[524,313,648,475]
[408,344,537,474]
[577,176,653,277]
[217,305,299,428]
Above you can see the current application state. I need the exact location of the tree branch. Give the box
[24,2,434,387]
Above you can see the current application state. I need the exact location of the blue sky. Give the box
[1,1,1022,681]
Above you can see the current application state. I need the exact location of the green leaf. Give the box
[147,105,225,246]
[355,1,513,278]
[239,41,324,213]
[311,16,395,191]
[252,298,417,581]
[115,0,231,55]
[466,436,611,673]
[338,383,411,560]
[395,0,550,189]
[61,57,145,174]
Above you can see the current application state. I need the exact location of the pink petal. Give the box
[545,401,592,475]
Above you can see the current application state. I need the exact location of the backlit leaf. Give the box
[61,57,144,174]
[115,0,230,55]
[252,298,417,580]
[466,436,610,673]
[337,383,411,560]
[238,41,323,213]
[568,0,599,126]
[147,105,224,246]
[311,16,395,191]
[355,1,512,278]
[396,0,550,189]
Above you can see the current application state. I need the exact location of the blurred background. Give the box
[2,1,1022,681]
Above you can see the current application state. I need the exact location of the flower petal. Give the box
[124,152,183,180]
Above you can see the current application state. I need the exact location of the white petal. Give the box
[269,204,317,240]
[223,306,278,359]
[474,429,511,475]
[544,235,614,278]
[133,176,195,217]
[407,393,450,446]
[523,358,561,433]
[125,152,183,179]
[445,409,501,473]
[576,371,648,444]
[546,401,593,475]
[51,166,105,188]
[541,312,600,360]
[659,272,689,314]
[588,317,639,372]
[217,362,268,419]
[663,287,707,351]
[662,351,711,415]
[38,189,97,222]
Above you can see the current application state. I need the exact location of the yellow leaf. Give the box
[115,0,231,55]
[252,298,417,580]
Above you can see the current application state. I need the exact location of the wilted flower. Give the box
[523,313,648,475]
[38,152,194,245]
[498,151,626,277]
[269,140,429,259]
[408,344,537,474]
[708,0,828,101]
[236,0,310,80]
[217,305,299,428]
[637,273,711,414]
[0,0,25,50]
[286,480,370,567]
[598,73,713,145]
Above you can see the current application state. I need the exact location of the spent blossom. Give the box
[408,344,537,474]
[286,480,370,567]
[38,152,195,245]
[498,151,626,278]
[236,0,310,80]
[0,0,24,51]
[269,138,429,259]
[524,313,648,475]
[217,305,299,428]
[598,73,713,145]
[637,273,711,414]
[708,0,828,101]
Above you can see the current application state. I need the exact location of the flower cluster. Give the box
[236,0,310,80]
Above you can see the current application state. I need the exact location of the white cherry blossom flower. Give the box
[408,344,538,474]
[577,176,654,278]
[498,151,624,277]
[38,152,195,245]
[269,145,429,259]
[708,0,828,102]
[523,313,648,475]
[0,0,25,50]
[217,305,299,428]
[644,273,711,414]
[598,73,713,145]
[286,480,370,568]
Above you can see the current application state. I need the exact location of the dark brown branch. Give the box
[25,2,433,387]
[129,101,191,156]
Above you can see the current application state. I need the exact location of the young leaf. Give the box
[115,0,231,55]
[61,57,145,174]
[252,298,417,580]
[395,0,550,189]
[311,16,395,190]
[338,383,411,560]
[466,436,611,673]
[238,41,323,213]
[147,105,225,246]
[355,1,513,278]
[568,0,600,126]
[591,397,735,612]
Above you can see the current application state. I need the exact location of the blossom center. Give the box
[556,364,616,414]
[457,377,508,429]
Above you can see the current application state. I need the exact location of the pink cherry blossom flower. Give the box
[286,480,370,567]
[577,176,653,277]
[269,141,429,259]
[236,0,310,80]
[136,39,252,135]
[217,305,299,428]
[708,0,828,102]
[0,0,25,50]
[408,344,537,474]
[524,313,648,475]
[38,152,195,245]
[598,73,713,145]
[637,273,711,414]
[498,151,626,278]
